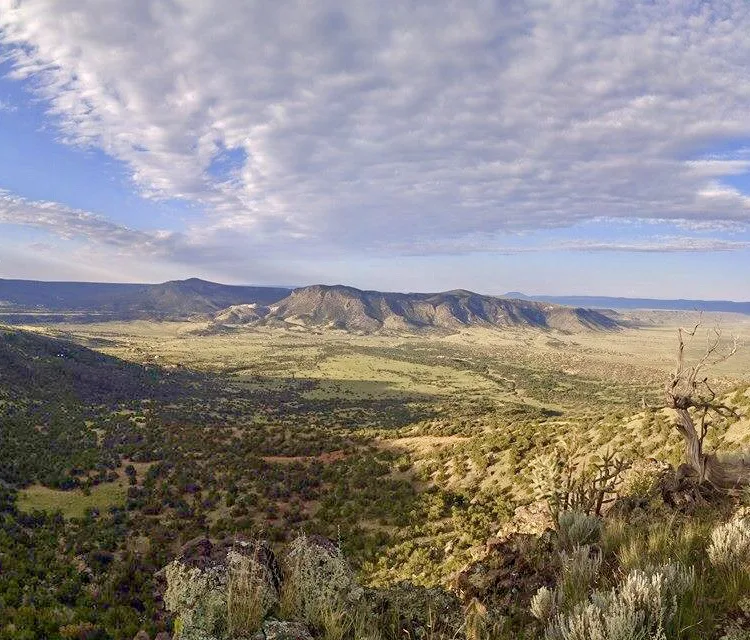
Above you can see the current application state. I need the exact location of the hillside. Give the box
[0,326,200,492]
[210,284,622,333]
[0,326,190,404]
[0,277,291,321]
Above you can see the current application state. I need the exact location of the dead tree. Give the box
[665,322,749,490]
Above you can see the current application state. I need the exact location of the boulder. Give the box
[163,537,280,640]
[280,534,363,624]
[452,532,555,615]
[259,620,313,640]
[493,501,553,541]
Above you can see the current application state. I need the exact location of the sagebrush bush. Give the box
[557,511,602,551]
[616,563,695,625]
[558,545,602,609]
[530,586,557,623]
[707,517,750,570]
[720,631,750,640]
[543,563,695,640]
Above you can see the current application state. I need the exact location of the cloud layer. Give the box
[0,190,173,251]
[2,0,750,264]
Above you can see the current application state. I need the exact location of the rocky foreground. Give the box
[129,461,750,640]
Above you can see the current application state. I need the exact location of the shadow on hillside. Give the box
[228,374,444,430]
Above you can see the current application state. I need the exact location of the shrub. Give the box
[720,625,750,640]
[59,622,106,640]
[542,563,695,640]
[530,586,557,623]
[707,517,750,571]
[558,545,602,609]
[557,511,602,552]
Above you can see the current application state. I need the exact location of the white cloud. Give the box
[555,237,750,253]
[8,187,746,263]
[380,233,750,256]
[1,0,750,257]
[0,190,329,281]
[0,189,175,252]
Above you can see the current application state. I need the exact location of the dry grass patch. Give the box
[17,481,127,519]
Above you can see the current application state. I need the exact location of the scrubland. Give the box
[2,313,750,638]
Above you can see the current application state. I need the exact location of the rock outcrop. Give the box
[453,532,555,610]
[280,534,364,626]
[161,535,360,640]
[258,620,313,640]
[163,537,282,640]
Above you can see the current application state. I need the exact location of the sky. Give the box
[1,1,750,299]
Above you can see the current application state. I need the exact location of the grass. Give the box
[294,352,495,398]
[529,509,750,640]
[227,549,273,637]
[17,481,127,519]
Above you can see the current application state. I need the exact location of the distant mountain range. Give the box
[210,284,621,333]
[0,277,621,332]
[1,277,746,332]
[0,277,290,321]
[505,293,750,315]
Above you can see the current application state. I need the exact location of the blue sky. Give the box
[1,1,750,298]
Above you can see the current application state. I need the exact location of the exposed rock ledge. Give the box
[154,534,357,640]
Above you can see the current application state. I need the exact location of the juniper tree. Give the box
[665,322,749,489]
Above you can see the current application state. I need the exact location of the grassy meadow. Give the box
[17,481,128,519]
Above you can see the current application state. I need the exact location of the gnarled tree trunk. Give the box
[673,406,750,488]
[666,325,749,491]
